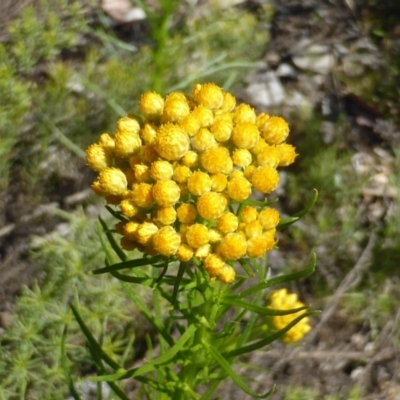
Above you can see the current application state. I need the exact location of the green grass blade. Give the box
[98,217,127,262]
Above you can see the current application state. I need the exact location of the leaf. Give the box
[98,217,126,262]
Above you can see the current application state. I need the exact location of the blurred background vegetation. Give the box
[0,0,399,399]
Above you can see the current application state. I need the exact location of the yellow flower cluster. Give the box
[86,83,297,284]
[269,288,311,343]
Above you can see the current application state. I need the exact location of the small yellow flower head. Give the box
[193,83,224,110]
[260,116,290,145]
[182,150,199,168]
[229,170,244,180]
[220,92,236,112]
[132,183,154,208]
[244,220,263,238]
[251,165,280,194]
[193,128,217,152]
[256,145,281,168]
[233,103,256,124]
[246,233,275,258]
[136,222,159,246]
[258,208,280,230]
[204,253,226,277]
[210,173,227,192]
[161,93,190,123]
[240,205,258,223]
[231,123,260,149]
[191,105,214,128]
[86,143,112,172]
[210,119,232,142]
[194,243,210,259]
[269,288,312,343]
[200,147,233,174]
[187,171,212,196]
[173,164,192,184]
[116,115,141,135]
[176,243,194,262]
[185,223,209,248]
[256,112,270,130]
[217,232,247,260]
[134,163,151,183]
[152,179,181,207]
[141,123,158,144]
[227,176,252,201]
[152,226,181,256]
[217,265,236,284]
[123,221,140,240]
[139,91,164,120]
[276,143,298,167]
[176,203,197,224]
[99,133,115,151]
[120,237,137,251]
[250,138,269,155]
[150,160,174,181]
[155,123,190,161]
[154,206,177,225]
[217,212,239,234]
[98,167,128,196]
[196,192,227,220]
[140,143,159,164]
[208,228,222,243]
[114,130,142,158]
[232,148,253,168]
[180,114,201,137]
[120,199,140,218]
[243,164,257,180]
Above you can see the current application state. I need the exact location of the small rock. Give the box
[276,63,297,78]
[243,72,285,107]
[293,44,335,74]
[350,366,365,381]
[102,0,146,24]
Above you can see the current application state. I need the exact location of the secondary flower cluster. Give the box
[269,288,311,343]
[86,83,297,283]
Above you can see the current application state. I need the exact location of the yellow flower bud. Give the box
[210,119,233,142]
[86,143,112,171]
[185,223,209,248]
[232,148,253,168]
[176,243,194,262]
[132,183,154,208]
[250,138,269,155]
[120,237,137,251]
[161,93,190,123]
[232,103,256,124]
[276,143,298,166]
[192,83,224,110]
[140,122,158,144]
[134,163,151,183]
[260,116,289,145]
[227,176,252,201]
[154,206,177,225]
[176,203,197,224]
[173,164,192,183]
[187,171,212,196]
[204,253,226,277]
[246,234,275,258]
[269,288,312,343]
[217,233,247,260]
[256,112,270,130]
[208,228,222,243]
[123,221,140,240]
[210,173,227,192]
[136,222,159,246]
[196,192,227,220]
[195,243,211,259]
[240,206,258,223]
[200,147,233,174]
[91,180,104,195]
[193,128,217,152]
[116,115,141,135]
[120,199,140,218]
[191,105,214,128]
[219,92,236,113]
[139,91,164,120]
[152,226,181,256]
[114,130,142,158]
[256,145,280,168]
[217,265,236,283]
[180,114,201,137]
[244,220,263,238]
[152,179,181,207]
[150,160,174,181]
[182,150,199,168]
[217,212,239,234]
[251,166,280,194]
[231,123,260,150]
[243,164,257,180]
[140,143,159,164]
[99,133,115,152]
[98,167,128,195]
[155,123,190,161]
[229,170,244,180]
[258,208,280,230]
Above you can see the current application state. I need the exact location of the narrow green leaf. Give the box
[98,217,126,262]
[238,259,255,277]
[232,253,316,299]
[224,311,318,357]
[206,343,274,398]
[61,325,82,400]
[105,205,128,222]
